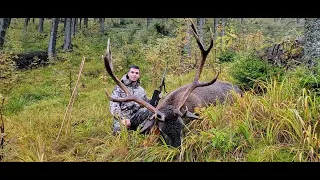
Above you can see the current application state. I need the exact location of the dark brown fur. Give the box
[159,80,243,113]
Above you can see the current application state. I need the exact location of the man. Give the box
[110,65,152,135]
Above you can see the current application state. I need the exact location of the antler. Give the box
[104,39,165,121]
[176,18,220,111]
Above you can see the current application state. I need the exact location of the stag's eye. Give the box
[156,113,165,122]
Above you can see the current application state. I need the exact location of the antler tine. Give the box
[104,39,130,95]
[188,18,214,79]
[103,39,159,114]
[176,19,219,110]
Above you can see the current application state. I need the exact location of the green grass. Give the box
[4,60,319,162]
[1,18,320,162]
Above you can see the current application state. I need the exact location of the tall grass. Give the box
[175,76,319,162]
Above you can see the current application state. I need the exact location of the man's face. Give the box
[128,68,140,82]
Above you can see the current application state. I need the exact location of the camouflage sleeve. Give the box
[109,86,125,120]
[141,87,150,103]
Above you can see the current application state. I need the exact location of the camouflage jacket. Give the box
[110,74,149,121]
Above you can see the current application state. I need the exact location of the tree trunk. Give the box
[24,18,30,28]
[99,18,105,34]
[84,18,88,28]
[0,18,11,49]
[213,18,218,42]
[219,18,226,51]
[63,18,72,51]
[304,18,320,68]
[221,18,226,37]
[296,18,301,24]
[38,18,44,33]
[180,22,192,64]
[70,18,76,37]
[73,18,77,36]
[185,24,192,58]
[120,18,125,25]
[48,18,60,60]
[147,18,152,28]
[197,18,205,47]
[63,18,66,32]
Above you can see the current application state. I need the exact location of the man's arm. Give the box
[140,88,150,103]
[109,86,125,120]
[110,86,132,128]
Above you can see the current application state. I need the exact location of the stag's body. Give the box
[160,80,243,113]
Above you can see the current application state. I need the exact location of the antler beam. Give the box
[176,18,220,111]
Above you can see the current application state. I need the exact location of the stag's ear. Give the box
[184,111,199,119]
[179,107,199,119]
[140,119,155,133]
[173,109,183,117]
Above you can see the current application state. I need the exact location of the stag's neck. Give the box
[157,84,190,109]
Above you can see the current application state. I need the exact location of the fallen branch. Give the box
[55,56,86,143]
[0,97,5,161]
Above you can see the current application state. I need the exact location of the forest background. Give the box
[0,18,320,162]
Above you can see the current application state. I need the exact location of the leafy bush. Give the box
[292,65,320,95]
[218,49,237,63]
[137,27,159,44]
[230,53,284,91]
[301,75,320,94]
[154,22,170,36]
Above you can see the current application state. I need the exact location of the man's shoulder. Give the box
[136,85,147,94]
[113,85,125,92]
[137,84,146,90]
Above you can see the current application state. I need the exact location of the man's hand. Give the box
[121,119,131,127]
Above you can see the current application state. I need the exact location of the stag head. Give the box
[103,18,219,147]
